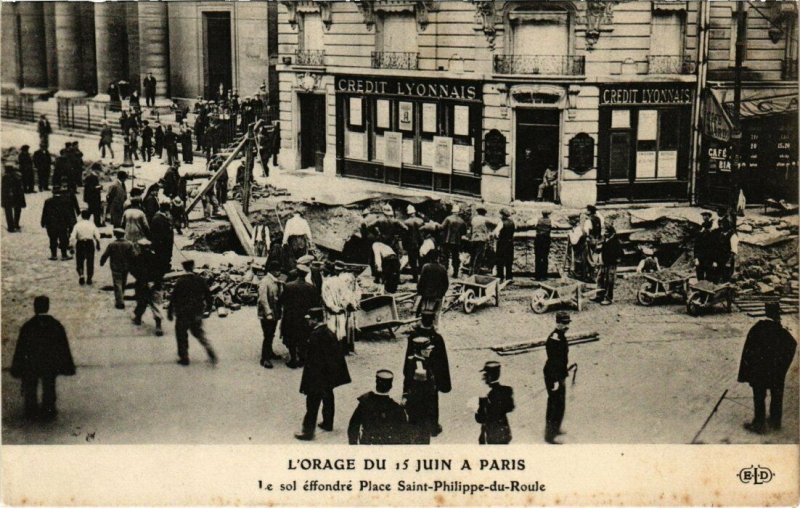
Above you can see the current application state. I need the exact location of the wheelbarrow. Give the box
[453,274,501,314]
[353,295,418,337]
[686,280,735,316]
[636,270,691,306]
[529,277,601,314]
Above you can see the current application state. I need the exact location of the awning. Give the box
[712,87,799,121]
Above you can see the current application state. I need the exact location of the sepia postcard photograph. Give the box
[0,0,798,505]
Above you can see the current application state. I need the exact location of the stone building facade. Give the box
[276,0,708,207]
[1,1,278,106]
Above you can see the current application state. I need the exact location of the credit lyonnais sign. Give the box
[335,76,481,102]
[600,85,693,106]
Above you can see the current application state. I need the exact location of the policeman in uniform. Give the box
[348,370,409,445]
[475,361,514,445]
[402,337,438,444]
[405,311,451,436]
[544,311,571,444]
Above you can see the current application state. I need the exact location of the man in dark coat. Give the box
[164,125,178,166]
[154,123,165,159]
[41,188,73,260]
[141,120,154,162]
[131,239,164,337]
[403,205,425,282]
[168,259,217,366]
[143,72,157,107]
[596,224,623,305]
[2,165,26,232]
[195,114,206,152]
[544,311,571,444]
[37,115,52,149]
[33,145,51,192]
[280,266,322,368]
[295,307,351,441]
[52,151,70,190]
[494,208,516,282]
[106,171,128,228]
[150,201,174,280]
[416,252,449,326]
[694,211,716,282]
[404,315,451,437]
[402,337,439,444]
[534,210,552,280]
[738,302,797,434]
[11,295,75,421]
[348,369,409,445]
[142,184,160,225]
[475,361,514,444]
[83,163,103,226]
[441,204,467,277]
[99,122,115,159]
[161,165,181,199]
[66,142,84,191]
[18,145,34,192]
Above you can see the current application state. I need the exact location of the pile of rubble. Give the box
[231,182,290,201]
[734,251,798,296]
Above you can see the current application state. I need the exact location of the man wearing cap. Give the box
[403,205,425,282]
[374,204,407,257]
[52,148,70,190]
[280,266,322,368]
[11,295,75,422]
[83,163,104,227]
[122,196,150,246]
[41,187,73,260]
[534,210,552,281]
[2,165,26,232]
[416,251,448,326]
[636,246,661,273]
[596,224,623,305]
[469,206,495,276]
[150,200,174,282]
[405,314,451,437]
[18,145,34,193]
[100,228,136,309]
[106,171,128,228]
[258,261,283,369]
[33,145,52,192]
[441,204,467,278]
[694,211,716,282]
[402,337,439,444]
[295,307,351,440]
[348,370,409,445]
[99,121,115,159]
[544,311,571,444]
[493,208,515,282]
[69,209,101,286]
[131,239,164,336]
[738,302,797,434]
[475,361,515,444]
[168,259,217,366]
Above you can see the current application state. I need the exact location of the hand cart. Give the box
[636,270,692,306]
[529,277,600,314]
[453,274,501,314]
[353,295,418,337]
[686,280,735,316]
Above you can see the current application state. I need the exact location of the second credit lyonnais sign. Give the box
[336,76,480,102]
[600,85,693,106]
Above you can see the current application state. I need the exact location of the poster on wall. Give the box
[636,150,657,178]
[421,140,436,168]
[384,132,402,168]
[399,102,414,131]
[433,136,453,174]
[374,135,385,162]
[454,105,470,136]
[348,131,366,160]
[376,99,390,129]
[612,109,630,129]
[402,138,415,164]
[422,103,437,133]
[349,97,363,127]
[658,150,678,178]
[637,110,658,141]
[452,144,473,173]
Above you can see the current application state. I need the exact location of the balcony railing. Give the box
[295,49,326,66]
[648,55,695,74]
[493,55,585,76]
[782,58,798,80]
[371,51,419,70]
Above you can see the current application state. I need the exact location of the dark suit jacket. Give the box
[300,324,351,395]
[348,392,409,445]
[738,320,797,386]
[476,382,514,444]
[2,172,26,208]
[280,280,321,347]
[11,315,75,379]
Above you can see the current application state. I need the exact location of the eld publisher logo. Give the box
[738,465,774,485]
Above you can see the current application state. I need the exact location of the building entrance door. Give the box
[299,94,326,170]
[515,109,560,201]
[203,12,232,101]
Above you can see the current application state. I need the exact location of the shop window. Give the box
[635,109,680,180]
[344,97,367,161]
[609,132,632,180]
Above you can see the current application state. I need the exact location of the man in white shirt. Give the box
[70,209,101,285]
[283,210,312,262]
[372,242,400,293]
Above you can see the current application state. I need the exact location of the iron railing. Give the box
[0,95,36,122]
[295,49,326,66]
[371,51,419,70]
[648,55,695,74]
[782,58,798,80]
[493,54,585,75]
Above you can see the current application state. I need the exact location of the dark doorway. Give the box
[515,109,560,201]
[204,12,232,101]
[299,94,326,170]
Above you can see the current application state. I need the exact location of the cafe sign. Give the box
[703,92,732,142]
[600,84,693,106]
[335,75,481,102]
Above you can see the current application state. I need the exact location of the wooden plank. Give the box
[223,202,255,256]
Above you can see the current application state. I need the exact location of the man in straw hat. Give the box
[475,361,515,444]
[348,369,409,445]
[168,259,217,366]
[738,302,796,434]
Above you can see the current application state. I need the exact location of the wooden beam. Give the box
[223,201,256,256]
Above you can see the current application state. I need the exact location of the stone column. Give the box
[1,3,21,93]
[138,1,173,106]
[93,2,128,102]
[43,3,58,92]
[17,2,49,94]
[54,2,87,98]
